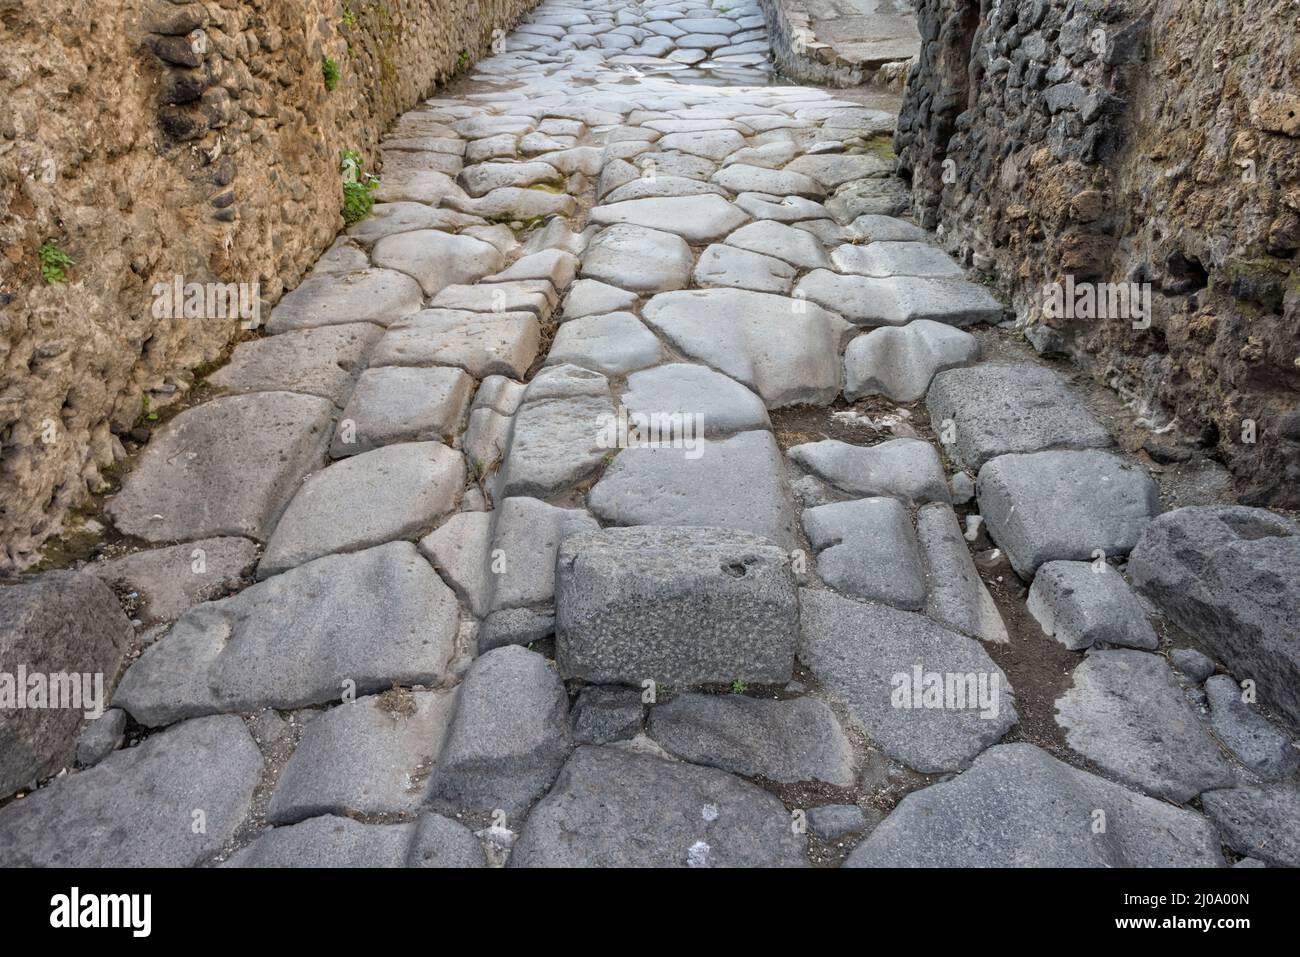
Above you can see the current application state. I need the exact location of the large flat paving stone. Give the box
[0,572,132,797]
[0,715,262,867]
[800,589,1016,773]
[371,309,541,379]
[642,288,851,408]
[927,364,1113,471]
[371,230,504,297]
[86,537,259,626]
[259,442,465,576]
[916,503,1008,644]
[1205,675,1299,779]
[724,219,831,269]
[620,363,770,437]
[832,241,963,279]
[785,153,893,188]
[589,195,748,243]
[114,542,459,725]
[267,690,459,823]
[844,320,979,402]
[977,450,1160,578]
[208,323,381,403]
[1027,561,1158,651]
[795,273,1002,327]
[332,366,475,456]
[225,813,484,868]
[693,243,797,294]
[1055,649,1236,803]
[846,743,1225,867]
[509,745,808,867]
[588,430,795,546]
[266,269,423,333]
[107,392,333,543]
[544,311,666,376]
[788,438,949,507]
[1201,783,1300,868]
[649,693,854,785]
[556,526,798,687]
[1128,506,1300,728]
[579,224,695,293]
[802,498,927,610]
[429,646,572,818]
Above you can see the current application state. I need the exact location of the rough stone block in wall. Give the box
[895,0,1300,506]
[0,0,541,572]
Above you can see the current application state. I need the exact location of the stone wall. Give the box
[0,0,539,571]
[895,0,1300,506]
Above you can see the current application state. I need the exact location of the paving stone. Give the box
[464,133,521,164]
[590,195,748,243]
[795,272,1002,327]
[1128,506,1300,728]
[267,690,459,823]
[588,430,794,546]
[510,745,808,867]
[580,224,694,293]
[825,176,909,219]
[847,214,928,242]
[641,289,850,408]
[1201,783,1300,868]
[800,589,1016,773]
[788,438,950,507]
[724,219,831,269]
[1171,648,1217,683]
[603,174,728,203]
[832,241,963,279]
[722,141,799,169]
[561,278,640,319]
[485,248,579,288]
[927,364,1113,471]
[430,646,572,817]
[802,498,926,610]
[710,164,825,199]
[844,320,979,402]
[977,450,1160,578]
[1204,675,1299,779]
[371,168,467,205]
[783,153,891,189]
[447,186,576,221]
[459,160,563,197]
[735,192,831,222]
[259,442,465,576]
[620,362,770,436]
[1027,561,1158,651]
[87,537,259,626]
[266,269,424,333]
[114,542,459,725]
[916,502,1009,644]
[107,392,333,543]
[693,243,796,294]
[545,311,666,375]
[1055,649,1235,803]
[807,804,870,841]
[431,280,555,318]
[556,526,798,686]
[656,129,747,160]
[209,323,380,403]
[225,813,485,867]
[0,715,262,867]
[332,366,475,456]
[846,743,1224,867]
[479,607,555,652]
[371,230,504,297]
[572,686,645,745]
[346,203,483,246]
[649,693,854,785]
[495,365,614,500]
[372,309,541,379]
[635,151,717,180]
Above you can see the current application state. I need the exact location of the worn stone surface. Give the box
[76,709,127,768]
[724,219,831,269]
[580,225,695,294]
[847,744,1225,868]
[1128,506,1300,729]
[832,240,962,278]
[916,502,1008,643]
[266,269,424,333]
[1055,649,1236,803]
[510,745,808,867]
[844,320,979,402]
[209,323,380,403]
[372,309,541,379]
[649,693,854,786]
[1201,783,1300,868]
[572,686,645,745]
[225,813,485,868]
[802,498,926,610]
[332,366,475,456]
[87,537,258,626]
[797,273,1003,326]
[556,526,799,687]
[621,363,770,437]
[0,715,262,867]
[1027,561,1158,651]
[0,571,132,797]
[800,589,1016,773]
[788,438,950,506]
[545,311,666,376]
[107,392,334,543]
[1204,676,1299,779]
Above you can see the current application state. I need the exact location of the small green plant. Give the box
[322,56,340,91]
[340,149,379,226]
[457,49,471,71]
[341,4,357,28]
[731,679,747,694]
[141,395,158,422]
[39,242,74,284]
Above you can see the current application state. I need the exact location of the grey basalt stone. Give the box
[555,526,799,687]
[543,311,666,376]
[509,745,808,867]
[266,268,424,333]
[648,693,855,786]
[1128,506,1300,729]
[580,224,695,294]
[332,366,475,457]
[589,195,749,243]
[0,571,132,797]
[266,690,459,824]
[87,537,259,625]
[1027,561,1158,651]
[1054,649,1236,803]
[371,309,541,380]
[1170,648,1217,683]
[114,542,459,725]
[572,686,645,745]
[208,323,381,403]
[1201,782,1300,868]
[807,804,870,841]
[692,243,797,294]
[106,392,334,543]
[927,364,1113,471]
[800,589,1016,773]
[75,709,128,768]
[430,645,572,817]
[258,442,466,576]
[802,498,927,611]
[0,715,262,867]
[1204,675,1299,779]
[723,219,831,270]
[846,744,1225,868]
[977,450,1160,579]
[224,813,485,868]
[788,438,950,507]
[561,279,640,319]
[916,502,1009,644]
[843,320,979,402]
[620,363,770,437]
